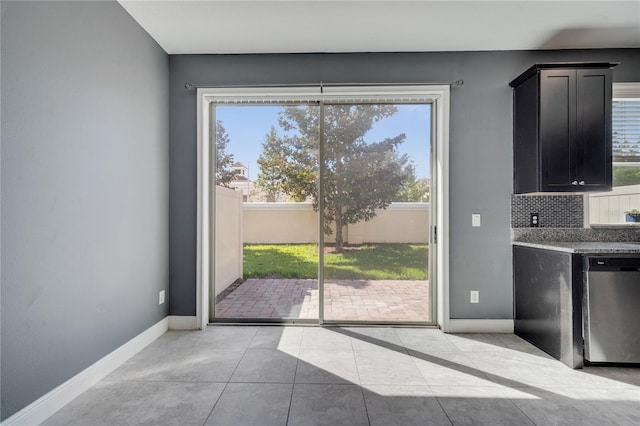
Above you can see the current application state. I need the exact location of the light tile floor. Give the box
[44,326,640,426]
[215,279,430,322]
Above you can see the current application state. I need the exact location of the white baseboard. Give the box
[168,315,200,330]
[446,319,514,334]
[2,317,169,426]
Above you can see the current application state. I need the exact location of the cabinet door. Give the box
[513,75,540,193]
[539,69,577,191]
[576,69,612,190]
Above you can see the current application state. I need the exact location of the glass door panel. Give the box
[321,104,432,323]
[213,104,320,321]
[211,100,432,324]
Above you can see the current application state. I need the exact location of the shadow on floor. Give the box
[42,326,640,426]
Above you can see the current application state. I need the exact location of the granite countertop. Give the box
[512,241,640,254]
[590,224,640,229]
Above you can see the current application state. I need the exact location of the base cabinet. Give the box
[513,246,584,368]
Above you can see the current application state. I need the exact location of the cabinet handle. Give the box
[571,181,578,185]
[579,181,585,185]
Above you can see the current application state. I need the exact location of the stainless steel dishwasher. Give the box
[583,256,640,363]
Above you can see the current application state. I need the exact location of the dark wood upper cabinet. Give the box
[510,63,617,193]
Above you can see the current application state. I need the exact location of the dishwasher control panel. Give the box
[584,256,640,271]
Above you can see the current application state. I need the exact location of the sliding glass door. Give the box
[209,91,434,324]
[320,103,432,323]
[213,104,320,321]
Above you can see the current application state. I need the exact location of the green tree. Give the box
[613,165,640,187]
[259,104,411,252]
[255,127,290,202]
[395,165,430,202]
[215,120,235,187]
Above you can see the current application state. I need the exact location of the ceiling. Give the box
[118,1,640,54]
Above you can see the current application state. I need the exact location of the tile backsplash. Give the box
[511,194,584,228]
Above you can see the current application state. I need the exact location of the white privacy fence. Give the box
[242,202,430,244]
[589,184,640,224]
[214,196,430,293]
[215,187,243,295]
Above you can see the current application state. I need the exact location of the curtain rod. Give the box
[184,80,464,91]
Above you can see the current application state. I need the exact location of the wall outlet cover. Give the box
[470,290,479,303]
[159,290,165,305]
[530,213,539,227]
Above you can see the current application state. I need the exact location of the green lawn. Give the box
[243,243,428,280]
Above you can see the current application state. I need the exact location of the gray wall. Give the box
[169,50,640,318]
[1,1,169,420]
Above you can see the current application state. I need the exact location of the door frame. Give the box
[196,85,450,330]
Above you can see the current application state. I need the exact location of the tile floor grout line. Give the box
[408,354,431,387]
[350,330,364,388]
[202,326,264,425]
[227,380,301,385]
[201,381,229,426]
[291,338,302,385]
[401,328,433,388]
[224,339,253,384]
[432,395,456,426]
[108,379,230,384]
[285,357,300,426]
[358,384,373,426]
[507,397,538,426]
[350,328,372,425]
[399,327,456,426]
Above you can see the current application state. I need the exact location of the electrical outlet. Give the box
[159,290,165,305]
[472,213,481,227]
[470,290,479,303]
[530,213,539,227]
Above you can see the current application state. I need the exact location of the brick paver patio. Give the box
[215,278,429,322]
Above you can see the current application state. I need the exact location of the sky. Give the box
[216,104,432,181]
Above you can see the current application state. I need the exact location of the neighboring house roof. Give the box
[231,175,249,182]
[232,162,247,168]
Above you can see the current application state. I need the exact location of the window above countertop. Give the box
[588,82,640,226]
